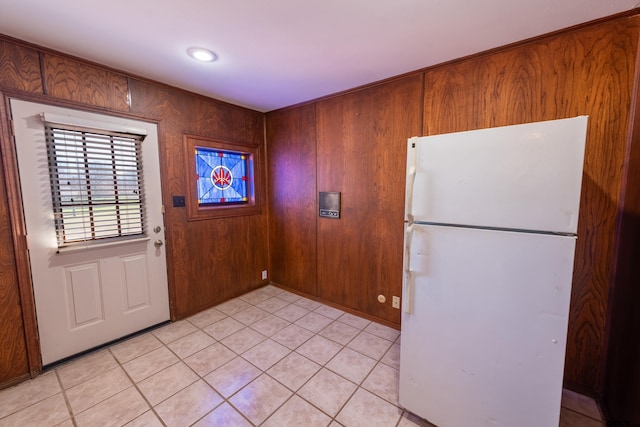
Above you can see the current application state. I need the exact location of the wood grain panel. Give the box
[128,79,268,318]
[602,30,640,422]
[0,40,42,93]
[43,54,129,111]
[265,104,317,295]
[422,15,640,392]
[316,75,423,325]
[0,103,30,385]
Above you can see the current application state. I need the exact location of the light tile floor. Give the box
[0,285,604,427]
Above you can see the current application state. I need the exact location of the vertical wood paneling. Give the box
[266,105,317,295]
[128,79,268,318]
[43,54,129,111]
[0,40,42,93]
[422,16,640,391]
[316,75,423,324]
[0,109,30,384]
[602,30,640,422]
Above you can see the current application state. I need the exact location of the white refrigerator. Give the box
[399,117,588,427]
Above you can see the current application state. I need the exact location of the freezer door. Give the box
[400,224,575,427]
[405,116,587,234]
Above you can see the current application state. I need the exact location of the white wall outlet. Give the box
[392,296,400,309]
[261,270,268,280]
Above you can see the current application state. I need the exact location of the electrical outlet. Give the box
[261,270,268,280]
[392,296,400,309]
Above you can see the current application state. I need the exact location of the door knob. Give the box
[154,240,163,248]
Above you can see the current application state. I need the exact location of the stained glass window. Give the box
[195,147,249,205]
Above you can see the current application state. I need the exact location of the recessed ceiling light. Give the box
[187,47,218,62]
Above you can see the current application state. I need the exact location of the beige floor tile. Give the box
[274,304,310,322]
[122,346,179,383]
[330,422,345,427]
[56,350,118,389]
[298,368,357,417]
[109,333,163,364]
[347,331,393,360]
[232,306,270,325]
[249,314,291,337]
[74,387,148,427]
[65,366,132,414]
[154,380,223,427]
[559,408,605,427]
[238,289,272,305]
[337,388,402,427]
[216,298,252,316]
[0,371,60,419]
[186,307,227,329]
[295,312,334,333]
[0,393,70,427]
[337,313,371,330]
[256,296,290,313]
[365,322,401,342]
[137,362,198,405]
[204,357,261,398]
[267,352,321,391]
[327,347,376,385]
[152,320,198,344]
[167,330,215,359]
[123,410,164,427]
[271,323,315,349]
[274,290,302,303]
[229,374,292,425]
[241,339,290,371]
[262,395,332,427]
[54,419,75,427]
[561,389,602,420]
[184,343,236,376]
[294,297,322,311]
[203,317,245,340]
[193,402,252,427]
[220,327,266,354]
[296,335,343,365]
[397,411,437,427]
[319,320,360,345]
[314,304,344,320]
[381,342,400,370]
[362,362,399,404]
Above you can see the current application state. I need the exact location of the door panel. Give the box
[406,117,588,234]
[400,224,576,426]
[10,99,169,365]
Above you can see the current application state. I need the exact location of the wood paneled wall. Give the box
[315,76,423,324]
[266,105,318,296]
[602,25,640,421]
[0,37,268,386]
[266,14,640,393]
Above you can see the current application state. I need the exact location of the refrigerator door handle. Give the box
[405,138,418,218]
[403,223,415,314]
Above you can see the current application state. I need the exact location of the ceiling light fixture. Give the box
[187,47,218,62]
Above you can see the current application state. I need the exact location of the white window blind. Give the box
[45,124,146,247]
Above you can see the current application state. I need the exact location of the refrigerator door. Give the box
[400,224,575,427]
[405,116,587,234]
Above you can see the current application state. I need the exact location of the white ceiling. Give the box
[0,1,638,112]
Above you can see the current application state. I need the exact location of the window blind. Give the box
[44,125,146,247]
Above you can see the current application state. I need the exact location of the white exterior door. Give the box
[10,99,170,365]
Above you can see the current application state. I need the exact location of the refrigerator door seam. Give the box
[413,221,577,237]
